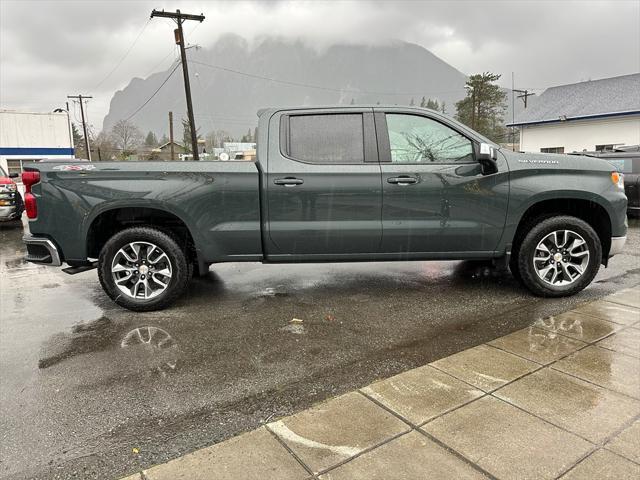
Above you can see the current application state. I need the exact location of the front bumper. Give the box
[609,236,627,257]
[0,205,20,221]
[23,235,62,266]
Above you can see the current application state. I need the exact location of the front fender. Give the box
[500,169,627,252]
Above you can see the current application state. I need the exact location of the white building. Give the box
[0,110,75,176]
[508,73,640,154]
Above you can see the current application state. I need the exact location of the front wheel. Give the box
[517,216,602,297]
[98,227,191,311]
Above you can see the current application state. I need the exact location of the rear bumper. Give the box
[609,236,626,258]
[23,234,62,266]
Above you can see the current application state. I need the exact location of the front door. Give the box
[265,109,382,257]
[375,110,509,255]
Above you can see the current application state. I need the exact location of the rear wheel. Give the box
[98,227,190,311]
[517,216,601,297]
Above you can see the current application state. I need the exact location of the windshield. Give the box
[0,165,7,177]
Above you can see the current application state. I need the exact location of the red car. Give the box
[0,165,24,223]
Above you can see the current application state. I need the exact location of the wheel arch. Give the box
[510,197,612,264]
[86,206,200,268]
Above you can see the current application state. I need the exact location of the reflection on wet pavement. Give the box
[553,345,640,399]
[534,312,622,342]
[121,326,180,375]
[489,326,586,365]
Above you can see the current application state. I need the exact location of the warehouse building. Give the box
[0,110,75,176]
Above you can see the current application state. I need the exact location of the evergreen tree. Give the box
[409,98,415,106]
[426,98,440,111]
[144,131,158,147]
[455,72,507,141]
[71,123,85,158]
[182,118,201,153]
[420,96,426,108]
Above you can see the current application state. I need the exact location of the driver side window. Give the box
[386,114,474,164]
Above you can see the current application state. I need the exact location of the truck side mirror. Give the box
[477,142,498,175]
[9,173,19,179]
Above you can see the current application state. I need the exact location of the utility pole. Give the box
[511,72,516,151]
[169,111,175,161]
[67,95,93,161]
[151,9,205,160]
[513,89,535,108]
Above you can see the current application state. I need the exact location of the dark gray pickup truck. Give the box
[23,106,627,311]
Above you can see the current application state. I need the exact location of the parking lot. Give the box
[1,219,639,480]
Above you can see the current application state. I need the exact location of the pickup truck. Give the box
[22,106,627,311]
[0,165,24,223]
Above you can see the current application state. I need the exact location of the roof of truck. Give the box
[257,105,446,116]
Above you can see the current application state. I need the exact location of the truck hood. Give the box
[503,150,616,173]
[0,176,14,185]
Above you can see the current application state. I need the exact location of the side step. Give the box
[62,262,98,275]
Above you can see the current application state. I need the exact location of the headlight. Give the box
[611,171,624,189]
[0,183,17,192]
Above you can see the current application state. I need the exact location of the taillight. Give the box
[25,193,37,218]
[21,171,40,218]
[22,171,40,193]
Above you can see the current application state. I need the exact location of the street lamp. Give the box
[53,104,73,154]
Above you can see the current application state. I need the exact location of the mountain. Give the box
[102,35,471,138]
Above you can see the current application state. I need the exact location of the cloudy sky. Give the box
[1,0,638,132]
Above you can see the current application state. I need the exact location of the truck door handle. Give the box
[274,177,304,186]
[387,176,417,185]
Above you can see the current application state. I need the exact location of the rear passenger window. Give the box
[286,114,364,164]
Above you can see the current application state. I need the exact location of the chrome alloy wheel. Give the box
[533,230,590,286]
[111,241,173,299]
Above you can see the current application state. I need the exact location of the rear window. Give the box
[286,114,364,164]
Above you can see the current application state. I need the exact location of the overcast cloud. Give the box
[1,0,638,132]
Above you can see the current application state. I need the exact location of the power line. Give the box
[125,61,181,121]
[93,19,151,90]
[189,59,465,97]
[143,48,178,78]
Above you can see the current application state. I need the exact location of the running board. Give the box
[62,262,98,275]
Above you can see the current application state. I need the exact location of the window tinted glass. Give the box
[288,114,364,163]
[386,114,473,163]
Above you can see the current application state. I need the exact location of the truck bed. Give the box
[27,161,263,265]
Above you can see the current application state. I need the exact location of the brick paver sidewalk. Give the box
[123,286,640,480]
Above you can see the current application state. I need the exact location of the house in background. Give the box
[507,73,640,154]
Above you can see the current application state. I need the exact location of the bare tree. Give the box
[109,120,143,160]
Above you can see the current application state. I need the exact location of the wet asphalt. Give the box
[1,219,639,480]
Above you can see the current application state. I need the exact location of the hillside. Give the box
[103,35,472,138]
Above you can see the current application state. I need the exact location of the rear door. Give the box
[375,109,508,255]
[265,109,382,257]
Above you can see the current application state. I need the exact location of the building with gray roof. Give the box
[507,73,640,154]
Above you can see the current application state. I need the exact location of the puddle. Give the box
[121,325,180,375]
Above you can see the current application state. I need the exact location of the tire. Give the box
[98,226,191,311]
[517,215,602,297]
